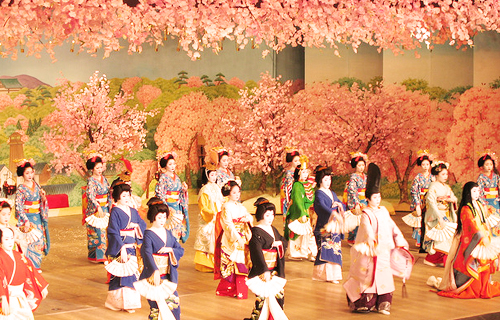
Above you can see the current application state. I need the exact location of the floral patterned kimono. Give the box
[0,248,48,319]
[437,202,500,299]
[346,173,367,243]
[344,206,408,312]
[214,201,252,299]
[85,176,110,262]
[477,173,500,236]
[216,168,235,188]
[105,206,146,311]
[194,181,223,272]
[410,173,433,245]
[280,170,294,218]
[155,173,189,243]
[138,228,184,320]
[15,183,50,269]
[313,189,346,282]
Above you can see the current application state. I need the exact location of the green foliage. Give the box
[442,85,473,101]
[401,78,429,92]
[25,125,51,163]
[451,182,463,202]
[489,77,500,89]
[16,120,22,130]
[68,178,86,207]
[425,86,448,101]
[333,77,367,90]
[380,178,400,199]
[131,180,145,197]
[46,175,73,185]
[367,76,383,90]
[199,83,240,100]
[129,149,156,161]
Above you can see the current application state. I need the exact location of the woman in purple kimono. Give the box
[344,163,409,315]
[84,155,111,262]
[409,153,433,247]
[15,159,49,270]
[104,183,146,313]
[136,197,184,320]
[476,153,500,236]
[346,153,368,245]
[210,147,241,188]
[155,152,189,243]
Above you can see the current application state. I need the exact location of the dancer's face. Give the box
[154,212,167,228]
[208,171,217,183]
[483,159,494,174]
[320,175,331,189]
[261,210,274,226]
[368,193,381,208]
[421,160,431,172]
[292,156,301,169]
[229,185,241,202]
[437,169,448,183]
[1,228,14,252]
[219,155,229,169]
[94,162,105,176]
[356,161,365,174]
[471,187,481,201]
[166,159,176,173]
[23,167,35,182]
[0,208,11,226]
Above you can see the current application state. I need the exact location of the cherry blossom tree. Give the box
[0,94,13,110]
[136,84,162,108]
[43,71,154,176]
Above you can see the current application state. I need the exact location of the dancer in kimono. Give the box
[15,159,49,270]
[0,200,26,254]
[194,161,223,272]
[408,152,434,247]
[346,153,368,245]
[135,197,184,320]
[155,151,189,243]
[423,161,457,267]
[0,227,48,319]
[84,155,110,262]
[280,148,300,218]
[214,180,253,299]
[344,163,410,315]
[284,156,317,260]
[104,183,146,313]
[476,153,500,236]
[211,147,241,188]
[433,182,500,299]
[110,157,142,210]
[245,198,288,320]
[312,166,346,283]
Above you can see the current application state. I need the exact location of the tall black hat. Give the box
[365,163,381,200]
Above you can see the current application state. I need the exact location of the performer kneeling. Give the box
[245,197,288,320]
[135,197,184,320]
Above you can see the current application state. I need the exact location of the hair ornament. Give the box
[350,151,368,163]
[298,154,309,171]
[205,160,218,171]
[85,150,103,162]
[416,149,435,161]
[432,160,450,170]
[255,199,269,206]
[149,200,163,206]
[314,165,328,173]
[478,150,498,163]
[222,182,233,193]
[0,198,13,207]
[15,158,35,168]
[157,150,177,161]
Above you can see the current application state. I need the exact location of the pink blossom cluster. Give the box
[1,0,499,60]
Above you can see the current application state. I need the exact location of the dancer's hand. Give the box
[416,205,422,217]
[153,270,161,286]
[120,247,128,262]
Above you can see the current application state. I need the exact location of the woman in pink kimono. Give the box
[344,163,409,315]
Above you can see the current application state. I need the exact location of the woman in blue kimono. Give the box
[477,153,500,236]
[313,165,346,283]
[104,183,146,313]
[155,152,189,243]
[136,197,184,320]
[409,153,433,247]
[346,153,368,245]
[84,155,111,262]
[15,159,49,270]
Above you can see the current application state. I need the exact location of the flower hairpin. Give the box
[350,152,368,163]
[478,150,498,163]
[157,150,177,161]
[416,150,435,161]
[432,160,450,170]
[15,158,35,168]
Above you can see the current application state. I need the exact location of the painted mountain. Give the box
[0,74,51,88]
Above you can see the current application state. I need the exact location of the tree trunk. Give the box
[390,152,416,204]
[184,134,198,188]
[259,172,267,192]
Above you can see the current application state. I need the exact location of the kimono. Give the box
[409,173,433,245]
[214,201,252,299]
[280,170,294,217]
[245,226,287,320]
[0,248,48,319]
[138,228,184,320]
[105,206,146,311]
[284,181,317,260]
[216,168,235,188]
[344,206,408,313]
[423,181,457,260]
[155,173,189,243]
[313,189,346,282]
[194,181,223,272]
[477,173,500,236]
[346,173,367,243]
[437,202,500,299]
[15,183,50,269]
[84,176,111,262]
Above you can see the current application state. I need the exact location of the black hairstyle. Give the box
[416,155,432,167]
[201,167,217,186]
[254,197,276,222]
[314,165,332,186]
[0,227,14,243]
[86,156,103,171]
[478,154,496,169]
[222,180,240,197]
[285,151,300,163]
[218,150,229,162]
[293,164,302,181]
[111,182,132,202]
[159,154,175,168]
[350,156,366,169]
[146,197,170,222]
[0,200,11,211]
[16,161,33,177]
[456,181,479,234]
[365,163,381,200]
[430,163,448,176]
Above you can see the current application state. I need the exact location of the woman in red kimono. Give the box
[0,227,48,319]
[436,181,500,299]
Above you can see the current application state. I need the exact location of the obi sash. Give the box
[96,194,108,207]
[153,253,170,276]
[437,200,451,217]
[24,200,40,213]
[8,284,24,298]
[357,188,366,200]
[120,224,144,241]
[419,188,429,199]
[484,187,499,199]
[263,249,278,269]
[165,191,180,203]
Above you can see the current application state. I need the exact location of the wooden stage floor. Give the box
[34,204,500,320]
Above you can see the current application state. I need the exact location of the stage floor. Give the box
[34,204,500,320]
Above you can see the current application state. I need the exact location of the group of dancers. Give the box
[4,146,500,319]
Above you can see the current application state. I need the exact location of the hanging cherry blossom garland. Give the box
[0,0,499,61]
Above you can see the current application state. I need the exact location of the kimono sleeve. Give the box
[106,208,125,257]
[220,205,240,242]
[155,174,168,205]
[248,229,269,276]
[347,175,360,210]
[198,193,216,223]
[410,175,421,210]
[15,187,28,226]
